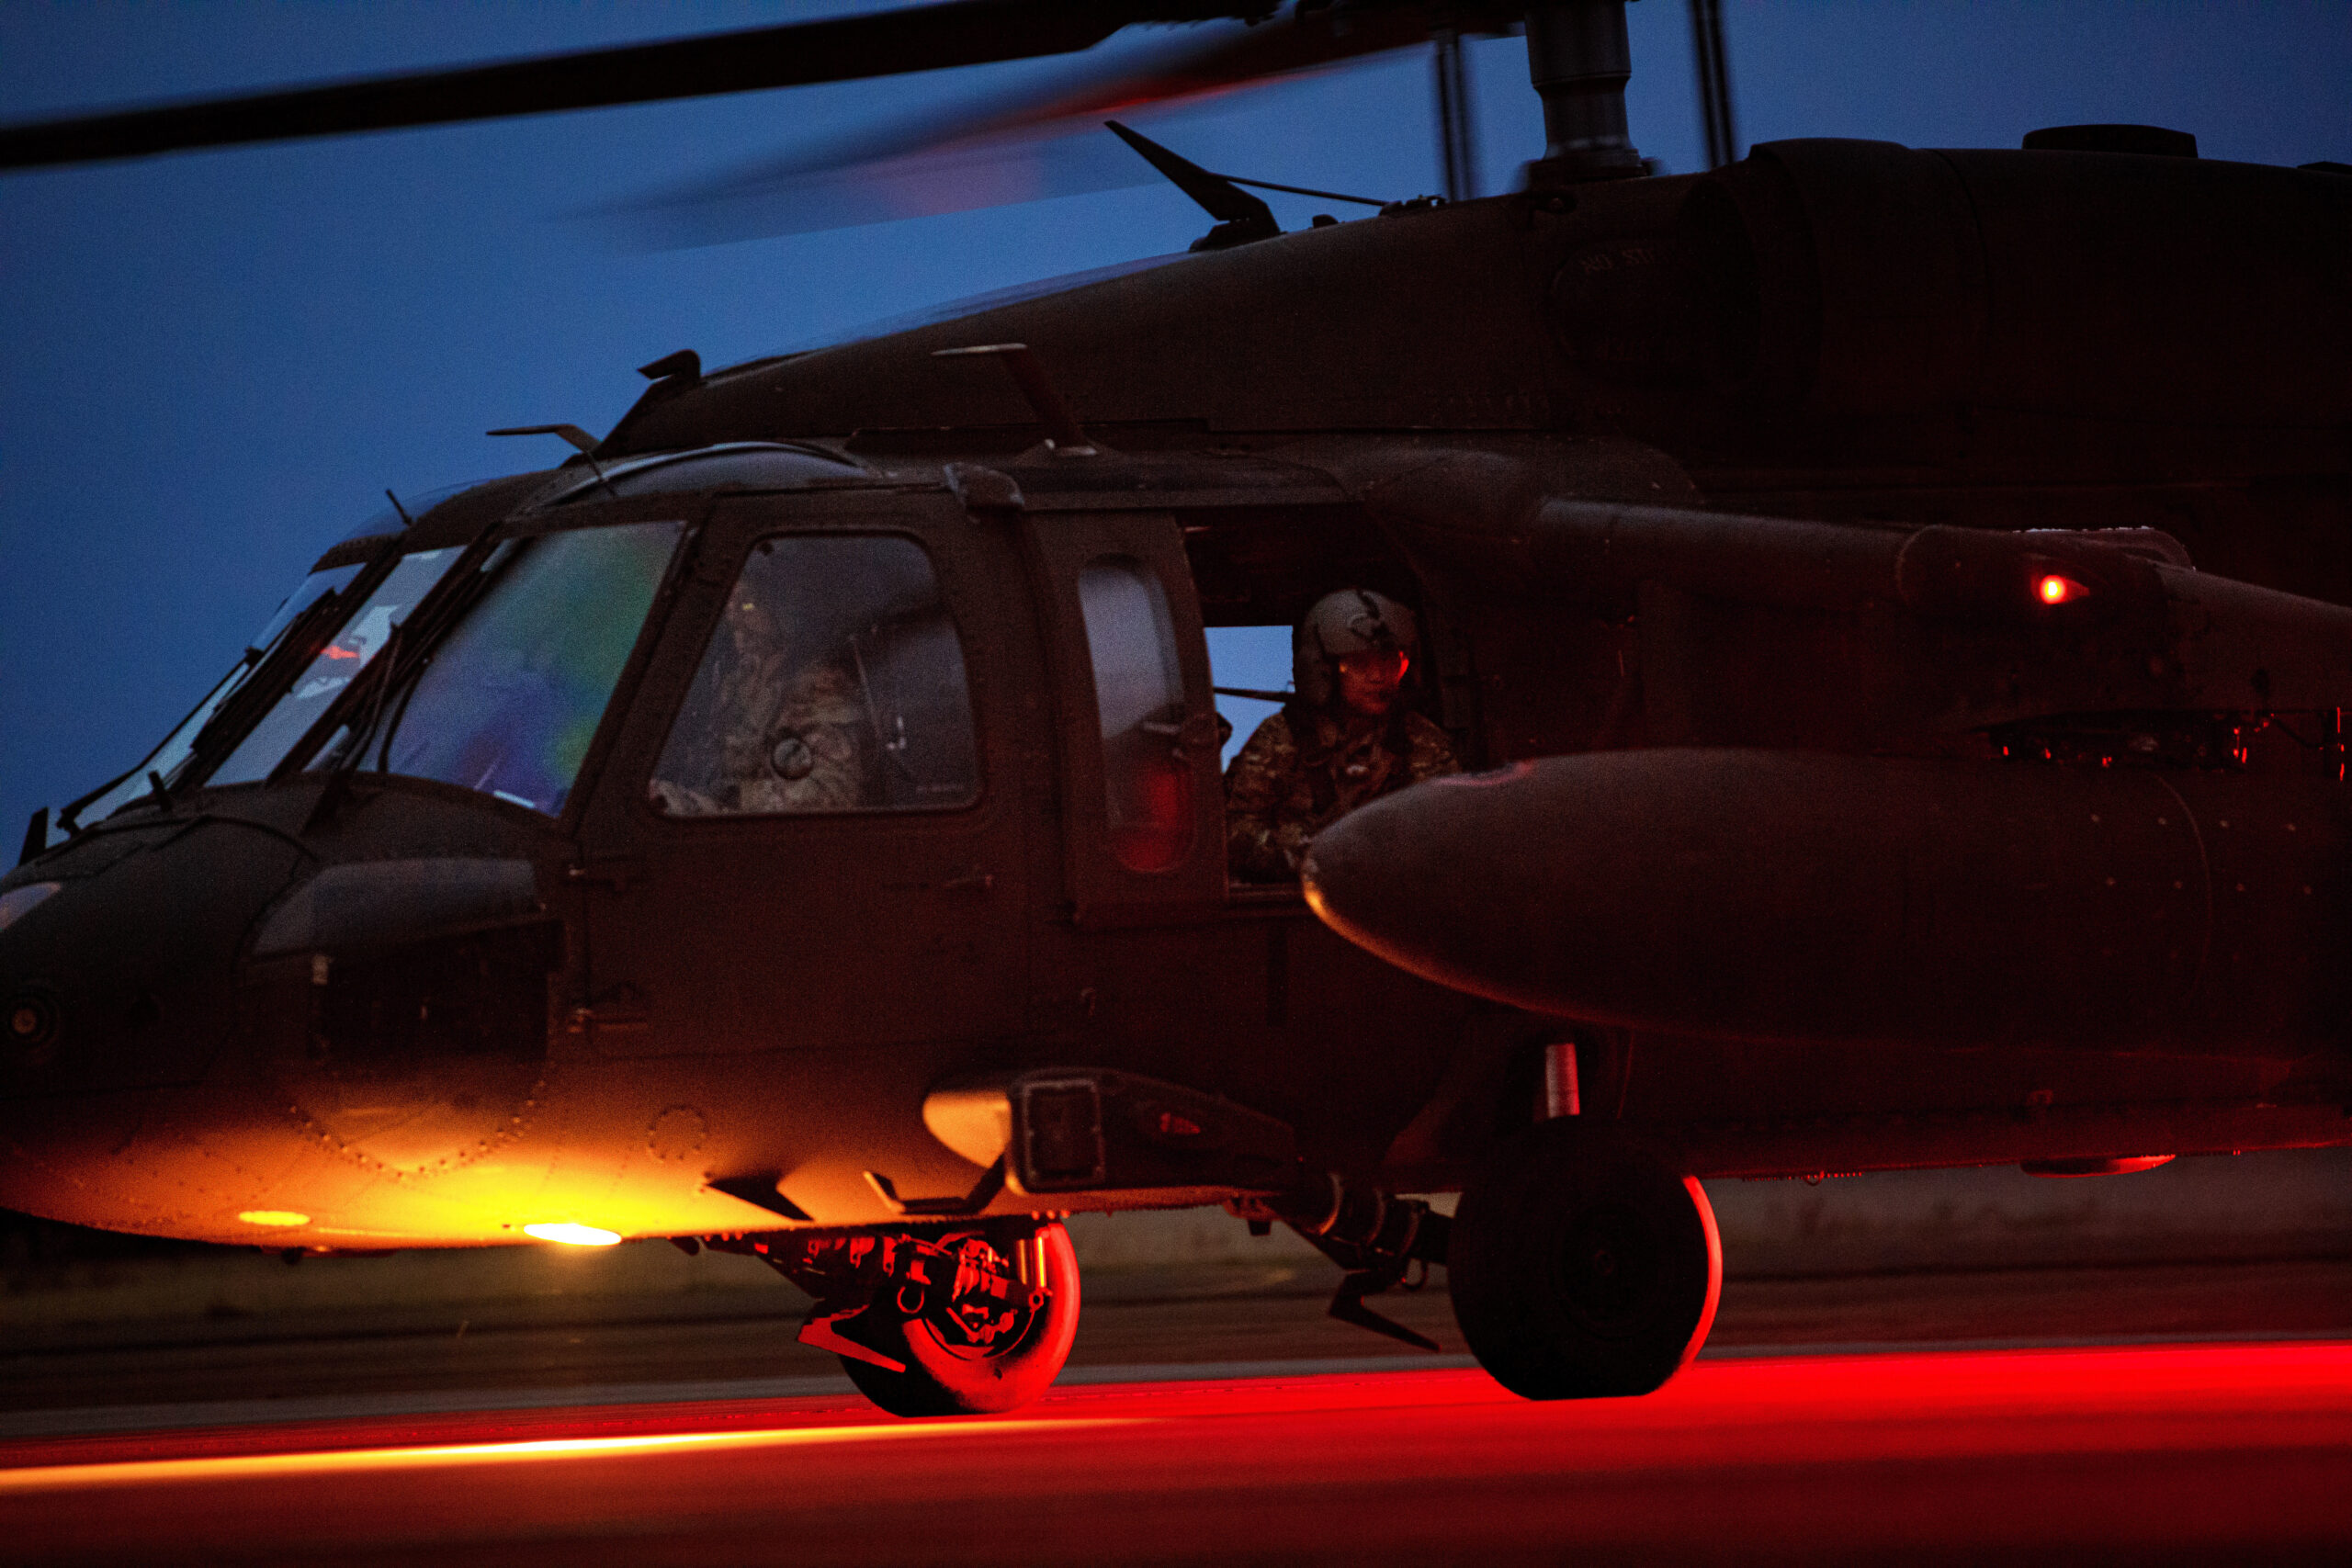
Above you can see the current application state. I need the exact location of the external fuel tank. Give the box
[1304,750,2349,1056]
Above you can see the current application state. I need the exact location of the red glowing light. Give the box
[2037,574,2087,605]
[1,1343,2346,1561]
[322,642,361,660]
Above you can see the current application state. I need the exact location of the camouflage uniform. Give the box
[650,613,873,816]
[714,657,870,813]
[1225,705,1459,882]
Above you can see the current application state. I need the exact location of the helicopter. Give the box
[1,0,2348,1416]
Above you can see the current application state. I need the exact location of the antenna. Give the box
[488,423,616,496]
[933,343,1096,457]
[1105,119,1279,250]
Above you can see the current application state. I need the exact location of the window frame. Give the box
[171,492,708,838]
[1018,509,1227,927]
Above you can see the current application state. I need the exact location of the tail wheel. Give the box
[1448,1120,1721,1401]
[842,1221,1081,1417]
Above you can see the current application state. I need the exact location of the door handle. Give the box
[567,858,642,893]
[567,981,649,1033]
[1139,711,1222,751]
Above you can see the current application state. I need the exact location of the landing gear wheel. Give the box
[1449,1121,1721,1400]
[841,1221,1081,1417]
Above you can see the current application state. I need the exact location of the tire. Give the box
[841,1221,1081,1417]
[1448,1120,1721,1400]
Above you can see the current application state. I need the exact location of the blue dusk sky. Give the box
[3,2,2347,840]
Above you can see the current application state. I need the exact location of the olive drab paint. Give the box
[1,0,2347,1416]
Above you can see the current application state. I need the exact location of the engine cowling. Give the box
[1680,139,2352,425]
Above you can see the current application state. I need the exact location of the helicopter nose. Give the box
[0,819,308,1101]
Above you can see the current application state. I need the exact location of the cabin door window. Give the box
[1020,510,1224,924]
[1077,558,1194,874]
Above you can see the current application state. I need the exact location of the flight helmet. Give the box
[1294,589,1419,708]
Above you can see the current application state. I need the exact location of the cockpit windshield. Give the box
[210,519,676,818]
[206,547,466,787]
[58,561,362,832]
[51,499,682,834]
[350,520,683,815]
[51,484,606,841]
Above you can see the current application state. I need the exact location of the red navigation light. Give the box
[2037,573,2088,605]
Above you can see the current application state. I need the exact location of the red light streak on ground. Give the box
[1,1343,2345,1565]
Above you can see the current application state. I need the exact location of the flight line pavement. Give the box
[0,1249,2346,1564]
[0,1342,2345,1566]
[2,1252,2346,1433]
[3,1149,2346,1441]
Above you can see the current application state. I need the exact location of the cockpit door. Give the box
[1021,510,1226,925]
[571,491,1030,1056]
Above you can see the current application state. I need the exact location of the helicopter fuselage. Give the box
[4,141,2349,1251]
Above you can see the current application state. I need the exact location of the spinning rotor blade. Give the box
[605,4,1492,247]
[609,121,1170,247]
[8,0,1737,247]
[0,1,1300,171]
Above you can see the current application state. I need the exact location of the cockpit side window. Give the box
[649,535,978,818]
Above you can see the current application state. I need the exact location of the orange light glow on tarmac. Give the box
[0,1418,1136,1494]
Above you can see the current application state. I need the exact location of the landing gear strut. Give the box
[1256,1171,1453,1351]
[753,1219,1080,1416]
[1448,1120,1721,1399]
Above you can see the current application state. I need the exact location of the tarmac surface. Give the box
[2,1256,2347,1562]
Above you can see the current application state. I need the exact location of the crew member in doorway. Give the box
[1225,589,1459,882]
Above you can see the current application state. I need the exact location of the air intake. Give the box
[2022,124,2198,158]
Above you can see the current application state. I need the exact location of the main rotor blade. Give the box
[0,1,1273,171]
[612,120,1172,246]
[606,3,1496,247]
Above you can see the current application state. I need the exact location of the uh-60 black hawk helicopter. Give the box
[2,0,2348,1416]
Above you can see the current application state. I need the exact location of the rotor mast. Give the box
[1522,0,1645,186]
